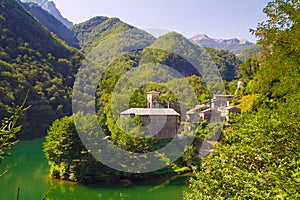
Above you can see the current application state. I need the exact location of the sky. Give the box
[51,0,270,42]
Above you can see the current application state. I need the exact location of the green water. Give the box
[0,139,188,200]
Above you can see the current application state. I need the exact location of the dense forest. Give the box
[184,0,300,198]
[0,0,83,138]
[0,0,299,198]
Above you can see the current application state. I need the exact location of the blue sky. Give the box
[52,0,269,42]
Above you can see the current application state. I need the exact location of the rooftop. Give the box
[186,109,198,114]
[213,94,234,98]
[200,108,212,113]
[222,106,240,110]
[120,108,180,116]
[147,91,160,95]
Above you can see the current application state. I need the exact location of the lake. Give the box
[0,139,189,200]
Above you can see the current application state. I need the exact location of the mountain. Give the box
[190,34,254,54]
[148,32,241,81]
[0,0,83,138]
[22,2,79,48]
[143,32,204,77]
[20,0,73,27]
[71,16,156,54]
[72,21,241,81]
[71,16,155,69]
[237,43,262,62]
[0,1,241,138]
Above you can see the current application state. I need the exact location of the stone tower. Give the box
[147,91,160,108]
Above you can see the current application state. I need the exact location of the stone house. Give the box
[199,108,212,121]
[220,106,241,121]
[120,91,180,139]
[211,94,234,110]
[186,94,240,123]
[186,104,210,122]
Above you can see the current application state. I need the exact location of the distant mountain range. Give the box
[190,34,254,54]
[20,0,73,27]
[20,0,253,55]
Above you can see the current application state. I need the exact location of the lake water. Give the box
[0,139,188,200]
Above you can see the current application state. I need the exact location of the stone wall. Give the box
[140,115,179,139]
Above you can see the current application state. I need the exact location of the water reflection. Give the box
[0,139,187,200]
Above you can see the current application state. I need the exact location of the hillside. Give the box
[70,16,156,56]
[190,34,254,54]
[237,43,262,62]
[149,32,241,82]
[185,0,300,198]
[0,0,83,138]
[20,0,73,27]
[22,2,79,48]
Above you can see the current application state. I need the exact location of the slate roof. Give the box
[120,108,180,116]
[186,109,198,114]
[213,94,235,99]
[222,106,241,111]
[200,108,212,113]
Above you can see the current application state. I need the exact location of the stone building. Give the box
[186,104,210,123]
[211,94,234,110]
[147,91,160,108]
[120,91,180,139]
[186,94,240,123]
[220,106,241,121]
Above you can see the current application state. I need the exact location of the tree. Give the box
[250,0,300,99]
[184,0,300,198]
[184,107,300,199]
[0,95,29,176]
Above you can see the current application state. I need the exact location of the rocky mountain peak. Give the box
[191,34,211,41]
[21,0,73,27]
[190,34,253,54]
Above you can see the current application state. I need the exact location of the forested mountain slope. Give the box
[0,0,83,138]
[22,2,79,48]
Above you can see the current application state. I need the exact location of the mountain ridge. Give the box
[191,34,252,45]
[22,2,79,48]
[190,34,254,54]
[20,0,73,27]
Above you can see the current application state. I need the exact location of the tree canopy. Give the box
[0,0,83,138]
[185,0,300,199]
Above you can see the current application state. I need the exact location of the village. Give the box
[120,91,241,139]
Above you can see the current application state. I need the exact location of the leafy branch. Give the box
[0,91,30,165]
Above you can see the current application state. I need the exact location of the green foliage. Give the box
[149,32,241,82]
[0,95,29,176]
[184,102,300,199]
[185,0,300,198]
[0,0,84,138]
[250,0,300,99]
[195,121,224,141]
[43,114,112,182]
[205,48,241,81]
[238,44,262,62]
[22,2,79,48]
[182,145,201,167]
[236,94,256,112]
[71,16,155,56]
[43,114,176,182]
